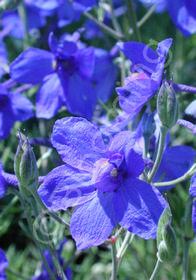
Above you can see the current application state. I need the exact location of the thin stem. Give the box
[108,0,122,34]
[111,242,118,280]
[149,259,163,280]
[18,1,31,49]
[0,196,19,218]
[126,0,141,42]
[148,126,168,183]
[182,238,192,280]
[116,231,134,270]
[154,163,196,187]
[83,11,125,41]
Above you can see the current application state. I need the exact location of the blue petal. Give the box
[125,149,145,178]
[0,98,14,141]
[0,162,7,198]
[76,47,95,79]
[168,0,196,36]
[38,165,96,211]
[65,73,97,119]
[189,173,196,197]
[9,91,34,121]
[1,11,24,38]
[71,192,117,250]
[116,75,158,116]
[51,117,107,171]
[91,48,117,103]
[117,41,158,74]
[154,146,195,191]
[10,48,54,84]
[0,40,8,79]
[0,248,8,275]
[108,131,136,154]
[36,74,64,119]
[114,178,166,239]
[192,200,196,234]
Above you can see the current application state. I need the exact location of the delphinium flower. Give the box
[0,40,8,79]
[0,248,8,280]
[189,175,196,234]
[38,117,167,250]
[10,32,117,119]
[138,0,196,36]
[0,0,58,39]
[32,240,72,280]
[56,0,97,28]
[116,38,172,121]
[0,84,34,141]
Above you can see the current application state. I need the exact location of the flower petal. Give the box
[51,117,107,171]
[71,192,117,250]
[38,165,96,211]
[36,74,64,119]
[10,47,54,84]
[114,178,166,239]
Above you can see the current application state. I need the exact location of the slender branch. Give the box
[182,238,192,280]
[126,0,141,42]
[111,242,118,280]
[149,259,163,280]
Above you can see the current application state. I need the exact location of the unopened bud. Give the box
[14,133,38,196]
[157,222,177,263]
[157,80,178,129]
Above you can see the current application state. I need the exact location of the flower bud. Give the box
[157,80,179,129]
[157,222,177,263]
[181,196,195,240]
[14,134,39,196]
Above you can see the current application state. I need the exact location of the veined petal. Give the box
[38,165,96,211]
[36,74,64,119]
[192,200,196,234]
[51,117,107,171]
[189,173,196,197]
[71,192,117,250]
[125,149,145,178]
[76,47,95,79]
[10,48,54,84]
[114,178,166,239]
[65,74,97,119]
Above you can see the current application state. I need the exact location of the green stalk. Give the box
[126,0,141,42]
[182,238,192,280]
[111,242,118,280]
[149,259,163,280]
[148,126,168,183]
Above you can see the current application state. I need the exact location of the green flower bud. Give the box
[14,133,39,197]
[157,80,179,129]
[157,222,177,263]
[181,196,195,240]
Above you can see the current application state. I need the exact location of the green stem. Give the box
[108,0,122,34]
[126,0,141,42]
[30,187,70,227]
[148,126,168,183]
[0,196,19,218]
[5,267,31,280]
[18,1,31,49]
[83,11,125,41]
[131,5,156,32]
[154,163,196,187]
[149,259,163,280]
[111,242,118,280]
[116,231,134,271]
[182,238,192,280]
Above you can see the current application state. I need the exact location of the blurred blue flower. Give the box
[0,84,34,141]
[10,32,117,119]
[116,38,172,120]
[138,0,196,36]
[32,240,72,280]
[38,117,167,250]
[0,40,8,79]
[189,174,196,234]
[0,248,8,280]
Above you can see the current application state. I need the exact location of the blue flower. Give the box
[0,248,8,280]
[38,117,167,250]
[138,0,196,36]
[32,240,72,280]
[115,38,172,120]
[10,32,117,119]
[0,40,8,79]
[0,84,34,141]
[189,175,196,234]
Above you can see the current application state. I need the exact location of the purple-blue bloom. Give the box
[189,174,196,234]
[0,40,8,79]
[38,117,167,250]
[0,84,34,141]
[138,0,196,36]
[10,32,117,119]
[116,38,172,120]
[0,248,8,280]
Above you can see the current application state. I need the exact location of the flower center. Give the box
[92,154,124,193]
[53,55,78,77]
[0,94,9,111]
